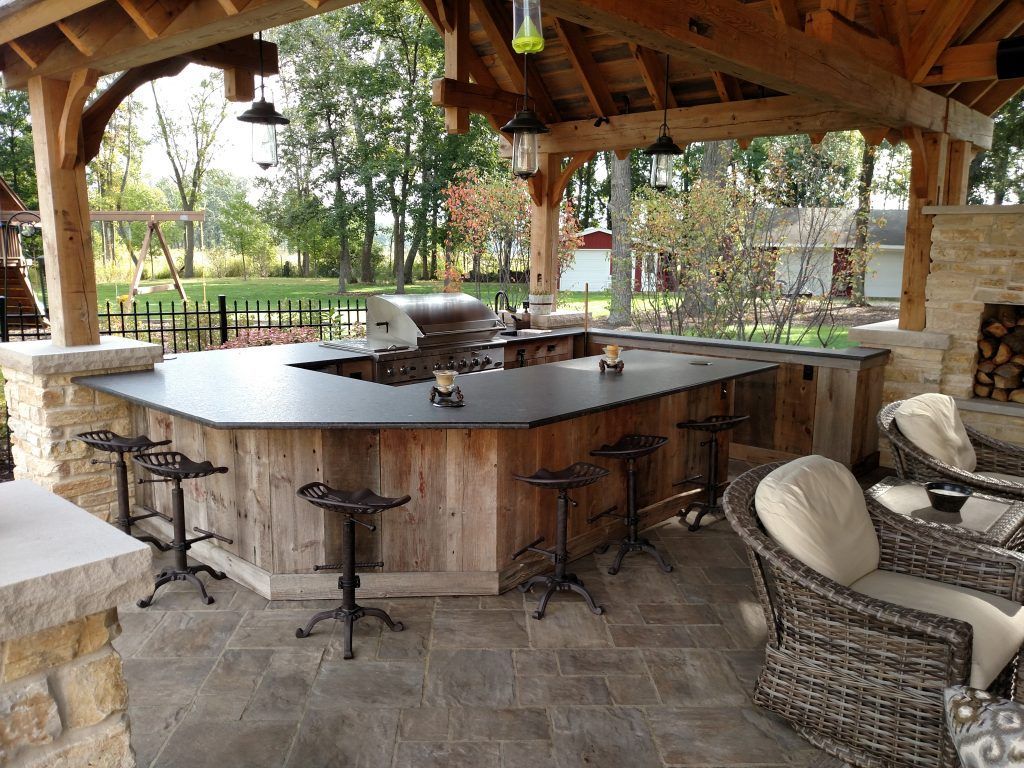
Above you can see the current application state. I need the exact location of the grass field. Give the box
[95,277,858,348]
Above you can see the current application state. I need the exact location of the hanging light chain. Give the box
[661,53,670,137]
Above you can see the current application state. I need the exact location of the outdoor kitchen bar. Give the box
[78,328,775,599]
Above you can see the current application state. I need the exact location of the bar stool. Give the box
[676,414,749,531]
[76,430,171,546]
[294,483,407,659]
[588,434,673,575]
[132,451,234,607]
[513,462,608,619]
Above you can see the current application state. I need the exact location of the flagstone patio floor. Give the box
[116,515,850,768]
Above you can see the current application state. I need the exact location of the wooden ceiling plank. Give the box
[953,0,1007,45]
[974,76,1024,113]
[950,78,998,108]
[530,94,887,154]
[710,71,742,101]
[0,0,108,47]
[906,0,978,82]
[116,0,189,40]
[0,0,358,90]
[921,40,998,85]
[8,26,65,69]
[56,5,130,57]
[552,18,617,117]
[467,0,559,121]
[81,55,188,162]
[630,43,677,109]
[962,0,1024,44]
[216,0,253,15]
[805,9,903,74]
[542,0,993,148]
[769,0,801,29]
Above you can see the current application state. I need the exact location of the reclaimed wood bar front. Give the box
[79,344,773,599]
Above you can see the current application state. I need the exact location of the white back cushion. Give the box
[894,394,977,472]
[755,455,880,586]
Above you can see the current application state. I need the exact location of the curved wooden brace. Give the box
[58,67,99,169]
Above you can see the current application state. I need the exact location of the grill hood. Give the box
[366,293,505,349]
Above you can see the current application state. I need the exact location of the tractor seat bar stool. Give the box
[676,414,749,531]
[294,483,408,660]
[76,430,171,547]
[132,451,233,607]
[589,434,673,575]
[513,462,608,620]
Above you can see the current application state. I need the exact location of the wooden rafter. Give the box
[542,0,993,147]
[56,5,130,57]
[768,0,801,29]
[1,0,356,89]
[8,25,65,68]
[921,41,997,86]
[468,0,559,122]
[216,0,253,15]
[711,71,742,102]
[116,0,191,41]
[432,77,520,114]
[905,1,977,82]
[975,77,1024,114]
[630,44,676,109]
[552,19,617,118]
[804,10,903,75]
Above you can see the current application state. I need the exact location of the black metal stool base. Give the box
[681,500,723,532]
[595,536,673,575]
[137,563,227,607]
[518,572,604,619]
[295,605,404,659]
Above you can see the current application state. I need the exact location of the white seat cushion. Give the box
[977,471,1024,487]
[755,455,879,586]
[895,394,977,472]
[852,569,1024,689]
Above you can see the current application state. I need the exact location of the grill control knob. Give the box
[433,362,442,371]
[399,366,408,375]
[384,367,394,377]
[458,359,468,369]
[447,359,455,369]
[469,358,480,367]
[482,356,493,366]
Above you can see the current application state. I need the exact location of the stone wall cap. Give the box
[0,336,162,376]
[848,319,951,350]
[923,204,1024,216]
[0,480,152,641]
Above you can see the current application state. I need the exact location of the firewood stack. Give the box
[976,305,1024,402]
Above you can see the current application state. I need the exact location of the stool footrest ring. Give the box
[512,536,545,560]
[673,474,703,488]
[355,561,384,569]
[191,526,233,545]
[587,505,621,524]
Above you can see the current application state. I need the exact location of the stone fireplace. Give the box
[850,205,1024,462]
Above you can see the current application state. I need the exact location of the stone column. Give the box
[0,337,162,520]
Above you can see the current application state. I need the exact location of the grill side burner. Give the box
[323,293,507,384]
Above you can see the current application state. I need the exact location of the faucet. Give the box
[494,291,510,313]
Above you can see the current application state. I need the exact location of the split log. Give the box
[978,360,997,374]
[975,384,994,398]
[1012,389,1024,404]
[998,305,1018,326]
[984,319,1009,338]
[994,343,1013,365]
[1005,329,1024,354]
[979,339,996,358]
[992,388,1011,402]
[995,374,1021,389]
[1013,354,1024,366]
[977,371,994,385]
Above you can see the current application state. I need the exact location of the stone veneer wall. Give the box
[0,338,163,520]
[850,205,1024,460]
[0,610,133,767]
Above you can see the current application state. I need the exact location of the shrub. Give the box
[212,327,319,349]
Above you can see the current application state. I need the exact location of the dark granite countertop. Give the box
[76,343,775,430]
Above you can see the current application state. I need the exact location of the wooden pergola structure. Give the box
[1,0,1022,346]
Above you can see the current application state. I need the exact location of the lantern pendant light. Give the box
[643,53,682,191]
[501,57,548,179]
[512,0,544,53]
[237,31,290,170]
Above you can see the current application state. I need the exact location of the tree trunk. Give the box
[850,142,877,307]
[700,140,735,186]
[338,231,351,293]
[360,181,375,283]
[607,152,633,327]
[404,219,422,283]
[393,212,406,294]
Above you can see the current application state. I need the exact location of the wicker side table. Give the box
[867,476,1024,550]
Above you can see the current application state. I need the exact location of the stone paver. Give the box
[121,520,849,768]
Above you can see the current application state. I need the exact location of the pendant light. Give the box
[643,53,682,191]
[501,57,548,179]
[237,31,289,171]
[512,0,544,53]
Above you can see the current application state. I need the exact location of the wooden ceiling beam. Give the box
[768,0,801,29]
[432,77,521,114]
[552,19,617,117]
[1,0,356,89]
[185,36,278,74]
[804,10,903,74]
[215,0,254,15]
[56,5,131,57]
[116,0,191,41]
[630,44,676,109]
[443,0,471,133]
[920,41,997,85]
[905,1,977,82]
[531,94,886,154]
[0,0,108,47]
[542,0,993,147]
[467,0,559,122]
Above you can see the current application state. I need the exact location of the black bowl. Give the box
[924,482,973,514]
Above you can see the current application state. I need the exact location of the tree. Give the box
[221,191,275,278]
[607,152,633,326]
[969,93,1024,204]
[0,90,36,208]
[151,73,227,277]
[850,138,878,306]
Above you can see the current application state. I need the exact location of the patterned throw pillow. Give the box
[944,686,1024,767]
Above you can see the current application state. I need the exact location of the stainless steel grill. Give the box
[324,293,507,384]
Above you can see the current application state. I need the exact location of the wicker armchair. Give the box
[723,461,1024,768]
[879,399,1024,501]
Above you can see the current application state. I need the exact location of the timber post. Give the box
[528,154,562,315]
[27,74,100,346]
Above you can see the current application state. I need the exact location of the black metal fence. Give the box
[1,294,367,352]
